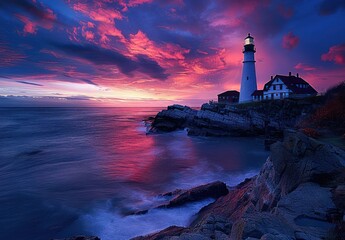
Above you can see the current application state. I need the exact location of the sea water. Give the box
[0,107,268,240]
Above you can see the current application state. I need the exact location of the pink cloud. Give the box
[127,0,153,7]
[0,42,26,66]
[294,63,316,71]
[72,3,123,23]
[321,43,345,65]
[70,3,126,45]
[14,4,56,35]
[127,30,190,66]
[282,32,299,49]
[15,14,37,34]
[118,0,154,11]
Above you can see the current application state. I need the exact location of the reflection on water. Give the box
[0,107,268,240]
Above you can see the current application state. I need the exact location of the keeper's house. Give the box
[252,72,317,101]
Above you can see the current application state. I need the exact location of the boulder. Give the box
[130,181,229,216]
[163,181,229,208]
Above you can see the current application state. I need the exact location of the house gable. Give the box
[262,74,317,100]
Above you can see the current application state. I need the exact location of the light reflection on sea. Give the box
[0,107,268,240]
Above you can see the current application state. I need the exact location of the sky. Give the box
[0,0,344,107]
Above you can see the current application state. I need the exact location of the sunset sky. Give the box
[0,0,344,107]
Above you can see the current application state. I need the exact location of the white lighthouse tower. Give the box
[239,33,257,103]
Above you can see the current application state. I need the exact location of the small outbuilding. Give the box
[217,90,239,104]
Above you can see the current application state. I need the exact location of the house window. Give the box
[280,85,283,90]
[273,85,276,90]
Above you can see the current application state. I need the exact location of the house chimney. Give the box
[271,76,273,80]
[289,72,291,76]
[297,73,299,78]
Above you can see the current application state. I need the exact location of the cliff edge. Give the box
[148,98,321,137]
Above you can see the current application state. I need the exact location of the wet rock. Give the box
[130,182,228,216]
[131,226,187,240]
[150,105,197,132]
[134,131,345,239]
[162,181,229,208]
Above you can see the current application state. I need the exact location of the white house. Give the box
[252,72,317,101]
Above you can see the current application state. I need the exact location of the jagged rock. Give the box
[132,226,187,240]
[130,181,229,216]
[150,105,197,132]
[149,99,319,137]
[162,181,229,208]
[135,131,345,239]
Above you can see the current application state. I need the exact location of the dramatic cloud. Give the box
[53,43,168,80]
[282,32,299,49]
[321,44,345,65]
[0,0,345,106]
[0,0,57,34]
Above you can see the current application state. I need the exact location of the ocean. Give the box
[0,107,268,240]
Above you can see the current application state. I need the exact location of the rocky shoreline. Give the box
[133,130,345,240]
[148,98,321,138]
[58,84,345,240]
[59,130,345,240]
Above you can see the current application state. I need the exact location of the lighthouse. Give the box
[239,33,257,103]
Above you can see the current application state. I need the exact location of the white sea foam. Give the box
[79,199,213,240]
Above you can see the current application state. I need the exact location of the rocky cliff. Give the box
[133,131,345,240]
[149,99,320,137]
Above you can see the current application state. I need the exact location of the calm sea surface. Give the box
[0,107,268,240]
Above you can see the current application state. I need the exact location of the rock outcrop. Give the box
[134,131,345,240]
[160,181,229,209]
[132,181,229,215]
[148,100,320,137]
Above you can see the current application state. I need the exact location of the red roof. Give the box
[218,90,239,97]
[264,75,317,95]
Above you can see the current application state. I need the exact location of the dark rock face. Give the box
[149,100,319,137]
[130,181,229,215]
[161,181,229,208]
[134,131,345,239]
[149,104,197,132]
[132,226,187,240]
